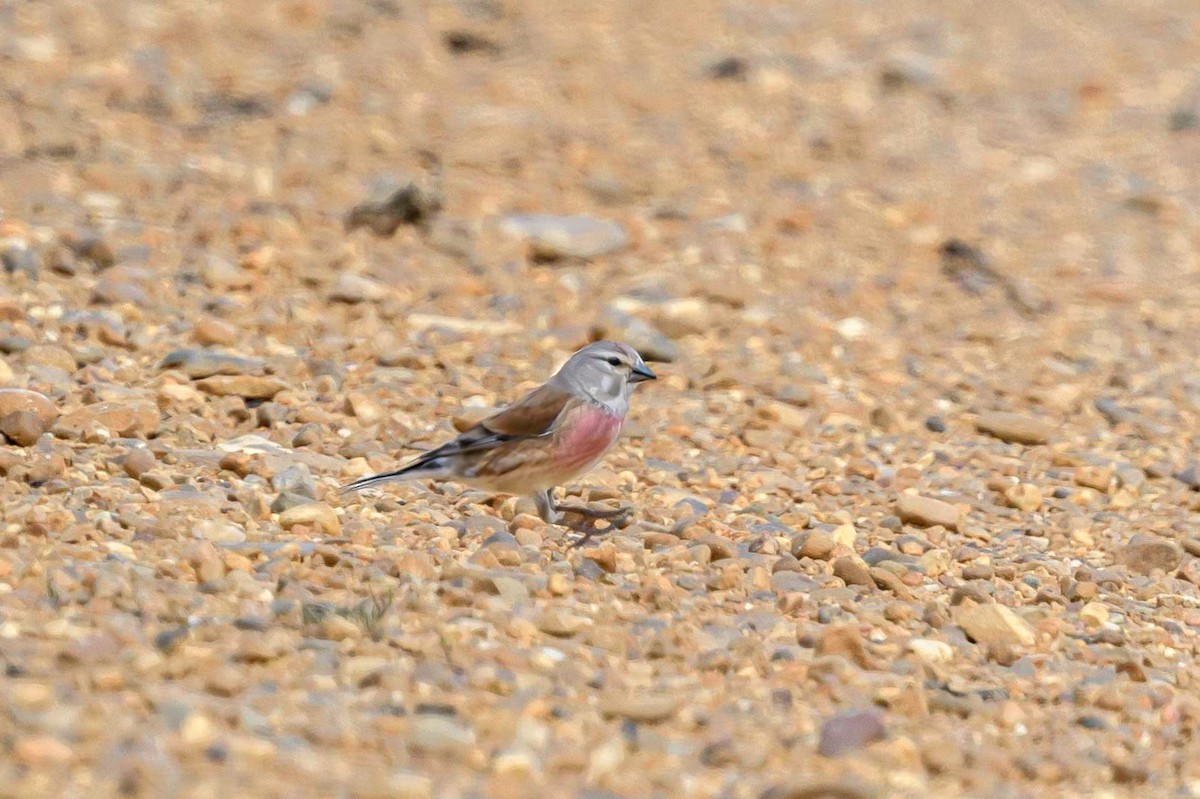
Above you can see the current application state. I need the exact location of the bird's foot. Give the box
[555,503,630,521]
[558,505,633,548]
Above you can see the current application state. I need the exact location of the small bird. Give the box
[341,341,656,542]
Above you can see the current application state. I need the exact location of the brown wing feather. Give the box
[478,383,574,438]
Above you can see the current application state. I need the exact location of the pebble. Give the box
[0,411,46,446]
[278,503,341,536]
[908,638,954,663]
[817,709,887,757]
[975,411,1056,445]
[498,214,628,260]
[832,555,873,588]
[196,375,288,399]
[954,602,1036,648]
[1118,534,1181,575]
[160,349,265,378]
[344,180,443,237]
[593,306,679,362]
[1003,483,1043,512]
[53,401,159,439]
[193,520,247,544]
[2,244,40,279]
[22,344,76,373]
[598,692,681,724]
[895,494,961,531]
[0,389,56,425]
[121,448,156,479]
[408,715,475,756]
[329,273,388,303]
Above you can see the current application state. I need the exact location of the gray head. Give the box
[551,340,656,408]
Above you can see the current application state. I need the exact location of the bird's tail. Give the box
[339,457,450,494]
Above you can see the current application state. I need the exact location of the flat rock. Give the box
[954,602,1036,648]
[328,273,388,303]
[817,709,887,757]
[53,401,159,439]
[499,214,628,260]
[895,494,961,531]
[160,349,265,378]
[196,375,288,399]
[975,411,1055,445]
[278,502,341,535]
[598,691,682,724]
[407,715,475,756]
[593,306,679,362]
[0,411,46,446]
[0,389,57,425]
[1118,534,1181,574]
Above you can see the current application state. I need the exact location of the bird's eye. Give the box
[605,357,622,367]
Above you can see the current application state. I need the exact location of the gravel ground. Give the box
[3,1,1200,797]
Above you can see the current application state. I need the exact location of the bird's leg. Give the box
[534,488,562,524]
[554,503,629,520]
[542,488,632,548]
[554,488,632,522]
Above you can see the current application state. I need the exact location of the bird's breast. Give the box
[557,405,624,467]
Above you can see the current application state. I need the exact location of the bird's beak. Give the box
[630,363,657,383]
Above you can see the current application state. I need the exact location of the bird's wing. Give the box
[340,383,577,492]
[421,382,573,460]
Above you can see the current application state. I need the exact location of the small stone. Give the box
[975,411,1055,445]
[795,531,836,560]
[1003,483,1043,512]
[1118,534,1181,575]
[53,401,160,439]
[815,625,874,669]
[481,531,524,566]
[1075,466,1114,492]
[499,214,628,261]
[598,692,681,724]
[205,665,245,697]
[196,375,288,399]
[756,401,810,434]
[817,709,887,757]
[271,492,314,513]
[408,714,475,755]
[593,307,678,362]
[329,273,388,303]
[278,502,341,535]
[908,638,953,663]
[832,556,873,588]
[199,255,251,289]
[1175,463,1200,489]
[344,180,443,237]
[345,393,386,425]
[896,494,961,531]
[388,772,433,799]
[318,614,362,641]
[924,416,947,433]
[159,349,265,378]
[193,520,247,544]
[121,447,156,478]
[1079,602,1109,628]
[13,735,74,765]
[536,607,585,636]
[708,55,749,80]
[954,602,1036,648]
[193,317,238,346]
[2,245,39,279]
[22,344,76,373]
[0,411,46,446]
[692,533,736,561]
[271,463,317,499]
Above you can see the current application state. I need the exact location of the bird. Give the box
[340,340,657,543]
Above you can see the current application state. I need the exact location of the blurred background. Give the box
[3,1,1200,797]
